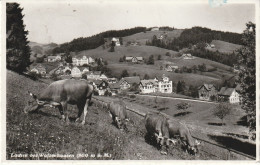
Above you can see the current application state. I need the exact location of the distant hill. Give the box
[123,29,184,45]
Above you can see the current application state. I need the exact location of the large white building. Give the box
[72,56,94,66]
[218,87,241,104]
[139,75,172,94]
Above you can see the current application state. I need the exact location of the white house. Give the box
[139,75,172,94]
[157,75,172,93]
[72,56,89,66]
[218,87,240,104]
[181,54,195,60]
[111,37,121,46]
[55,55,62,61]
[47,56,57,62]
[139,80,156,94]
[30,64,46,75]
[71,67,82,78]
[82,67,90,74]
[151,27,159,31]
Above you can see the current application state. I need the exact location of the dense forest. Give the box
[52,27,146,53]
[147,27,242,51]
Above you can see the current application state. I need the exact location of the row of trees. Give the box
[53,27,146,54]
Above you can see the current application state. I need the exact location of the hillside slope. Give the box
[75,44,235,86]
[7,70,203,160]
[208,40,242,54]
[123,30,184,45]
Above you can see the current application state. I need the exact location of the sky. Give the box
[18,0,256,44]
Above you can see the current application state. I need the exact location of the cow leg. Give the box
[75,103,84,123]
[57,104,65,122]
[61,102,69,123]
[81,99,89,125]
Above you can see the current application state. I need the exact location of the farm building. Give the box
[111,37,121,46]
[139,75,172,94]
[109,83,121,95]
[181,54,195,60]
[139,80,157,94]
[125,56,143,63]
[107,78,118,84]
[86,71,102,80]
[118,76,141,90]
[198,84,218,101]
[151,27,159,31]
[71,67,82,78]
[47,56,57,62]
[218,87,241,104]
[30,64,46,75]
[91,80,109,96]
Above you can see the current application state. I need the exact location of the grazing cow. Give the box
[144,113,170,147]
[165,119,201,154]
[108,100,129,130]
[23,79,93,125]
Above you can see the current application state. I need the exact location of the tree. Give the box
[110,41,115,52]
[119,37,123,45]
[213,103,232,125]
[157,55,162,60]
[165,52,171,56]
[119,57,123,62]
[121,69,129,78]
[6,3,31,73]
[143,74,150,80]
[176,102,191,116]
[176,81,185,94]
[147,55,154,65]
[236,22,256,134]
[129,83,139,92]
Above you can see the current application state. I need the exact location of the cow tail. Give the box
[88,93,93,106]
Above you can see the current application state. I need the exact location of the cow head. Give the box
[23,92,42,113]
[188,140,201,155]
[115,117,129,130]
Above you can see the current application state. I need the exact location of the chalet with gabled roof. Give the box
[198,84,218,101]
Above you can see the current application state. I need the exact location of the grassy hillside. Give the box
[123,30,184,45]
[7,70,215,160]
[77,45,179,63]
[208,40,242,54]
[75,44,234,87]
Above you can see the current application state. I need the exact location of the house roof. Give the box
[109,83,120,89]
[125,57,133,60]
[136,57,143,61]
[218,87,235,96]
[140,80,156,86]
[198,84,216,91]
[120,76,141,85]
[48,56,57,59]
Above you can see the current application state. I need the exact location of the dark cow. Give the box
[144,113,171,154]
[24,79,93,125]
[108,100,129,130]
[165,119,201,154]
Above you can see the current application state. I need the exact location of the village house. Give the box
[181,54,195,60]
[55,55,62,61]
[109,83,121,95]
[118,76,141,90]
[30,64,46,75]
[47,56,57,62]
[125,56,143,63]
[86,71,102,80]
[205,43,215,49]
[71,67,82,78]
[156,75,172,93]
[91,80,109,96]
[72,56,89,66]
[139,79,157,94]
[151,27,159,31]
[112,37,121,46]
[139,75,172,94]
[218,87,241,104]
[82,67,90,74]
[198,84,218,101]
[63,66,72,75]
[107,78,118,84]
[100,74,108,80]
